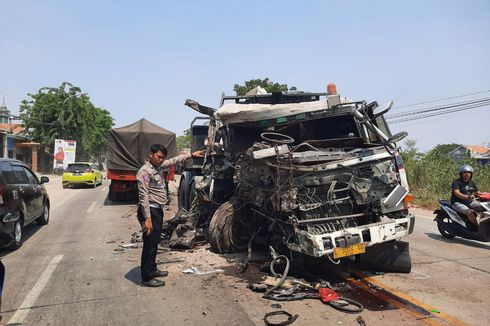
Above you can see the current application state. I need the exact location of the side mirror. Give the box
[40,176,50,184]
[387,131,408,144]
[374,100,393,117]
[185,99,216,116]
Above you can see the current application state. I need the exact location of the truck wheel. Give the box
[178,177,197,211]
[188,181,196,210]
[178,177,186,209]
[436,213,455,239]
[109,190,117,202]
[208,200,250,254]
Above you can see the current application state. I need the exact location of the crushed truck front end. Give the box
[183,91,415,272]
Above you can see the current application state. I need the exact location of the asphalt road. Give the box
[0,177,488,325]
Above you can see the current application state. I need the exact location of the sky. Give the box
[1,0,489,152]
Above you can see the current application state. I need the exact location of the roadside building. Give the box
[0,99,52,172]
[448,144,490,165]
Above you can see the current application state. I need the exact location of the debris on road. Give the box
[249,247,363,314]
[182,266,224,275]
[356,316,367,326]
[130,230,143,243]
[120,243,139,249]
[263,310,299,326]
[249,283,268,292]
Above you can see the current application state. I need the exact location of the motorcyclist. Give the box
[451,165,483,226]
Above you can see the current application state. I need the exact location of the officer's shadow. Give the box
[124,266,142,285]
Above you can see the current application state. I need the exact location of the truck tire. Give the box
[188,180,196,210]
[178,176,187,210]
[208,200,249,254]
[178,177,197,211]
[109,190,117,202]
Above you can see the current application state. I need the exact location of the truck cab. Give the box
[179,90,414,272]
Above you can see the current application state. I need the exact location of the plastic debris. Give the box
[131,231,143,243]
[182,266,224,275]
[119,243,138,249]
[249,283,268,292]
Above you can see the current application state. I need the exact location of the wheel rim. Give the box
[14,221,22,242]
[441,219,451,236]
[438,216,454,238]
[44,205,49,222]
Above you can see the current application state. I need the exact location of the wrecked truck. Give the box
[177,90,415,272]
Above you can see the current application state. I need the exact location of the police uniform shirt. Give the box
[136,153,191,219]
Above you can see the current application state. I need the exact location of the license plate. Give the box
[333,243,366,259]
[73,172,82,176]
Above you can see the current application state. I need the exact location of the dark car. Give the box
[0,159,50,249]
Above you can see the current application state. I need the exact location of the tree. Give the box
[19,82,114,160]
[176,129,192,151]
[233,78,297,95]
[400,139,421,162]
[424,143,461,159]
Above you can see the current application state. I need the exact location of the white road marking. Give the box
[8,255,64,324]
[87,201,97,213]
[102,186,107,192]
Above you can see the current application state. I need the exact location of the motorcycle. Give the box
[434,193,490,242]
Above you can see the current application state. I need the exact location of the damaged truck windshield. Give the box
[173,90,414,273]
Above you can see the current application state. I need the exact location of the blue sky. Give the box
[1,0,489,151]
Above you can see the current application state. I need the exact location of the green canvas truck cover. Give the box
[107,118,177,171]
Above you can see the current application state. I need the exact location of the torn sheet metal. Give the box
[215,101,330,124]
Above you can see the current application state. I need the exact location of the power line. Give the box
[386,97,490,119]
[0,89,24,101]
[392,89,490,110]
[0,85,25,98]
[389,103,489,123]
[388,102,489,124]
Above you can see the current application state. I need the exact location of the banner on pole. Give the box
[53,139,76,171]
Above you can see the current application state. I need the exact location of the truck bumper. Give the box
[288,214,415,258]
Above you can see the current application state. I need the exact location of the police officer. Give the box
[137,144,203,287]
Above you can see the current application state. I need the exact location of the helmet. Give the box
[459,165,473,174]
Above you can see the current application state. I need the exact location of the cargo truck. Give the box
[107,118,177,201]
